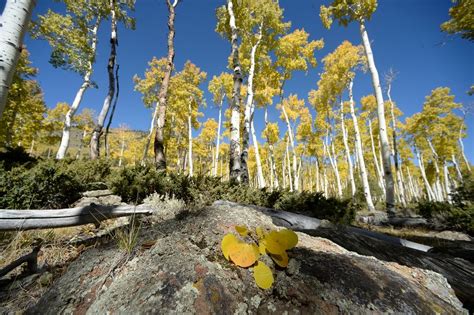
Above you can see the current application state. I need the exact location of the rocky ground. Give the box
[0,193,471,314]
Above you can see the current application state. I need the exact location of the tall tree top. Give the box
[320,0,378,28]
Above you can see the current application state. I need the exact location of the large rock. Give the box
[28,201,466,314]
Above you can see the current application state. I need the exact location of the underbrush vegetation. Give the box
[416,174,474,235]
[1,148,471,233]
[0,148,113,209]
[109,164,357,224]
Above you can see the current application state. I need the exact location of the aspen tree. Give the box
[321,0,395,214]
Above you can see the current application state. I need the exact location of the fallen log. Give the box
[212,200,432,252]
[0,204,153,231]
[0,243,41,278]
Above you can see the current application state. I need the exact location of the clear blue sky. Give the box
[17,0,474,160]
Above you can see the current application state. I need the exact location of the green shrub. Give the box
[109,164,166,203]
[0,146,37,171]
[417,201,473,235]
[63,158,113,190]
[109,165,356,224]
[0,160,81,209]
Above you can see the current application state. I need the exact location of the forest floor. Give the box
[0,192,472,313]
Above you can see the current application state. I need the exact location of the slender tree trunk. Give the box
[227,0,242,181]
[329,140,343,198]
[104,64,120,158]
[405,166,418,202]
[76,129,87,159]
[415,147,435,201]
[349,80,375,211]
[251,118,266,188]
[0,0,35,119]
[118,135,125,167]
[360,21,395,215]
[452,154,463,183]
[142,102,159,163]
[427,139,444,201]
[387,83,406,206]
[264,107,278,188]
[443,161,452,203]
[281,105,298,190]
[188,100,193,176]
[213,97,223,176]
[90,1,117,159]
[458,123,471,172]
[29,139,34,155]
[56,19,100,159]
[340,99,356,197]
[315,157,320,193]
[154,0,178,170]
[241,23,262,184]
[368,119,385,193]
[285,138,293,192]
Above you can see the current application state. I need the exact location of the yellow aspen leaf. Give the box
[256,226,265,239]
[258,241,266,255]
[270,251,289,268]
[221,233,238,260]
[277,229,298,250]
[253,261,274,289]
[263,231,285,255]
[229,243,258,268]
[251,244,260,260]
[235,225,249,237]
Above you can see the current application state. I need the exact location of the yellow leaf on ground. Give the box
[258,241,266,255]
[235,225,249,237]
[278,229,298,250]
[221,233,238,260]
[253,261,274,289]
[270,250,289,268]
[256,226,265,239]
[229,243,258,267]
[263,231,285,255]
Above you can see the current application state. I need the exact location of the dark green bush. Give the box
[0,160,81,209]
[109,163,166,203]
[417,201,473,235]
[0,146,37,171]
[63,158,113,190]
[109,164,356,224]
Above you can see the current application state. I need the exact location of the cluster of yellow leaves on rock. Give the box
[221,225,298,289]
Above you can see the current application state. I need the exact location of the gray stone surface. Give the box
[27,202,467,314]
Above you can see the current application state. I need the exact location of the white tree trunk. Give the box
[340,99,356,197]
[56,19,100,159]
[264,108,278,189]
[416,148,435,201]
[90,1,117,159]
[241,23,262,184]
[188,101,193,177]
[0,0,35,119]
[443,161,452,203]
[142,101,159,163]
[251,118,266,188]
[360,21,395,214]
[349,80,375,211]
[227,0,242,181]
[281,105,298,190]
[368,119,385,194]
[285,138,293,192]
[452,154,463,183]
[330,141,343,198]
[387,84,406,206]
[213,98,223,176]
[427,139,444,201]
[118,136,125,167]
[458,128,471,172]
